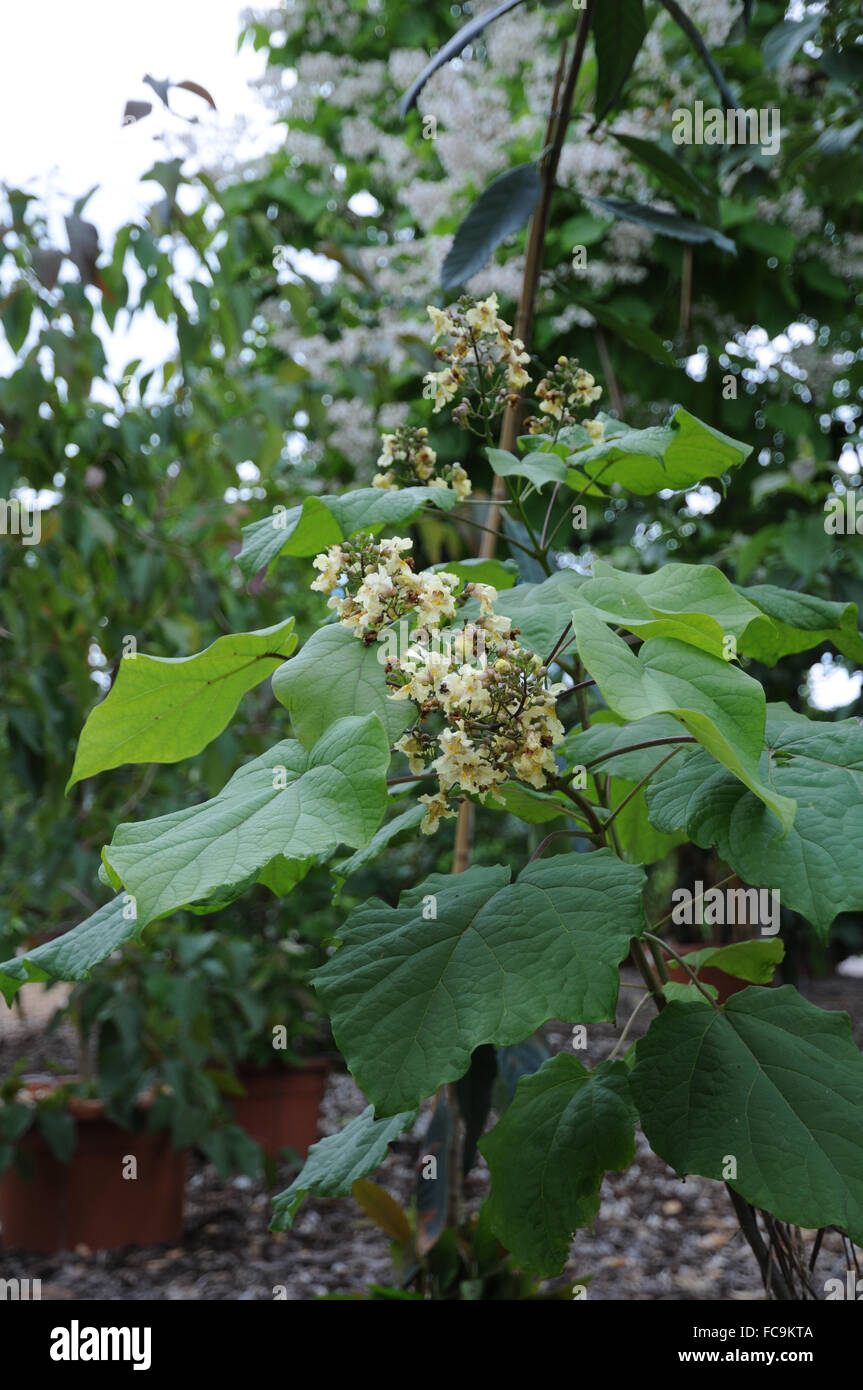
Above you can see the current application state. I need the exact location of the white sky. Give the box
[0,1,280,378]
[0,0,273,235]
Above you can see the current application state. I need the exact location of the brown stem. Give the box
[453,799,474,873]
[583,734,697,770]
[629,939,666,1012]
[480,1,596,558]
[725,1189,795,1301]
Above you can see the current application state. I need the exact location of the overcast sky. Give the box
[0,1,273,232]
[0,1,280,376]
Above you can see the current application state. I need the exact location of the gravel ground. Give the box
[1,972,860,1301]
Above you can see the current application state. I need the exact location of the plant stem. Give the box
[647,937,670,985]
[453,798,474,873]
[584,734,697,770]
[680,244,693,337]
[480,0,596,558]
[642,931,719,1009]
[543,620,573,668]
[601,748,683,834]
[527,827,595,863]
[608,991,653,1060]
[629,939,666,1012]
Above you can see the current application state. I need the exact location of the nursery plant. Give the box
[4,289,862,1290]
[0,1062,191,1253]
[2,0,862,1300]
[0,929,267,1182]
[59,922,329,1160]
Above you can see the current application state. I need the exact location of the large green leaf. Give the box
[631,988,863,1243]
[565,408,750,495]
[480,1055,637,1274]
[314,852,645,1114]
[441,163,541,292]
[646,704,863,936]
[272,624,413,751]
[574,561,768,659]
[592,0,646,121]
[592,569,863,667]
[237,487,458,580]
[67,619,297,788]
[572,603,795,832]
[101,715,390,928]
[271,1104,417,1230]
[735,583,863,665]
[0,896,136,1006]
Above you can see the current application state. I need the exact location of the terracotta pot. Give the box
[663,943,755,1006]
[229,1060,329,1158]
[0,1087,187,1253]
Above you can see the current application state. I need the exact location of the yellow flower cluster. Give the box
[310,535,460,644]
[372,425,471,500]
[422,294,531,420]
[384,588,565,834]
[524,356,603,435]
[310,537,566,831]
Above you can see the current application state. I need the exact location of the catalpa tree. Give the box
[3,0,862,1299]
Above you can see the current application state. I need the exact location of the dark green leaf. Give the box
[592,0,646,121]
[481,1056,637,1274]
[608,132,718,221]
[646,704,863,936]
[442,164,541,292]
[631,988,863,1242]
[315,853,645,1113]
[587,196,736,254]
[271,1104,416,1230]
